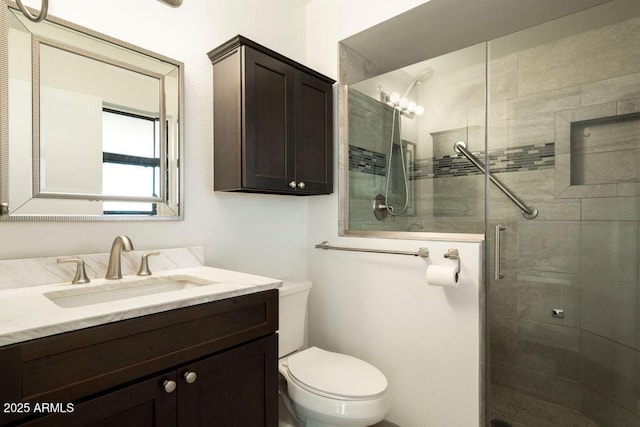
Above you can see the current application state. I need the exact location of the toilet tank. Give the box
[278,280,312,358]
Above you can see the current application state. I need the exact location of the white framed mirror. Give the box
[0,0,183,221]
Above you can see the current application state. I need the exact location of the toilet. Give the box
[278,280,390,427]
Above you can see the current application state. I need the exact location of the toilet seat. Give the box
[286,347,387,400]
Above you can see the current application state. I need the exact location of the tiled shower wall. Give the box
[487,16,640,426]
[348,90,415,231]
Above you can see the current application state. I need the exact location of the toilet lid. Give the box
[287,347,387,399]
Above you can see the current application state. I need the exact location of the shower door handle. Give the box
[494,225,506,280]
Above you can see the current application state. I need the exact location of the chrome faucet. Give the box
[105,235,134,280]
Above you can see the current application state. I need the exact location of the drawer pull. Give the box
[288,180,297,189]
[297,181,305,189]
[163,380,177,393]
[184,371,198,384]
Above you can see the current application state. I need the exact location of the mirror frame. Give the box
[0,0,184,221]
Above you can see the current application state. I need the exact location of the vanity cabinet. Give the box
[208,35,335,195]
[0,290,278,427]
[19,371,177,427]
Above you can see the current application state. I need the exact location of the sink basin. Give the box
[44,276,216,308]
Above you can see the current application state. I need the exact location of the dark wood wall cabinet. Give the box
[208,35,335,195]
[0,290,278,427]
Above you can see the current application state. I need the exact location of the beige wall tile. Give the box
[581,275,637,348]
[517,17,640,98]
[516,270,580,328]
[518,220,580,274]
[580,221,638,284]
[516,318,581,380]
[582,197,639,221]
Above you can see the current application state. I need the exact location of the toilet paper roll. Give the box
[426,264,459,288]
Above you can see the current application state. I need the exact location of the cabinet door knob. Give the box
[163,380,177,393]
[297,181,305,189]
[184,371,197,384]
[288,180,297,189]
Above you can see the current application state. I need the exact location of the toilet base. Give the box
[303,417,371,427]
[292,403,382,427]
[279,396,300,427]
[305,420,356,427]
[279,376,385,427]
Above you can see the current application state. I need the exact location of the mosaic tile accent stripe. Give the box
[349,143,555,179]
[414,142,555,179]
[349,146,387,176]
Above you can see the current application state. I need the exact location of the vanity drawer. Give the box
[0,290,277,425]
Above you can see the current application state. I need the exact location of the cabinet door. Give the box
[21,372,177,427]
[177,334,278,427]
[294,71,334,194]
[243,46,296,192]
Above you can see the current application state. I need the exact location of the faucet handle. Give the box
[57,258,91,284]
[137,252,161,276]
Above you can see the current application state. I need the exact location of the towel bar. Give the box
[314,241,429,258]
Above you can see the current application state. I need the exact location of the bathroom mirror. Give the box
[0,1,183,221]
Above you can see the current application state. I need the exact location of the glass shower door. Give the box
[486,2,640,426]
[346,43,487,237]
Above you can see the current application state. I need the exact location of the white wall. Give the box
[1,0,311,282]
[304,1,484,425]
[307,237,482,426]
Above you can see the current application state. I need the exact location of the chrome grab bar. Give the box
[454,141,538,219]
[494,225,506,280]
[315,241,429,258]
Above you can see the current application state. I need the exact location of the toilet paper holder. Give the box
[444,249,460,279]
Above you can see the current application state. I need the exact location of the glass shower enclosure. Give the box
[345,1,640,425]
[486,6,640,426]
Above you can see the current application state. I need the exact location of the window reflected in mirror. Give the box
[102,109,160,215]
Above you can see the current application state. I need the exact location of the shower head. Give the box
[402,67,434,99]
[412,67,435,83]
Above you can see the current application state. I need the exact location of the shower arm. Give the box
[454,141,538,220]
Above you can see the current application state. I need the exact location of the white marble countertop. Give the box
[0,266,281,347]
